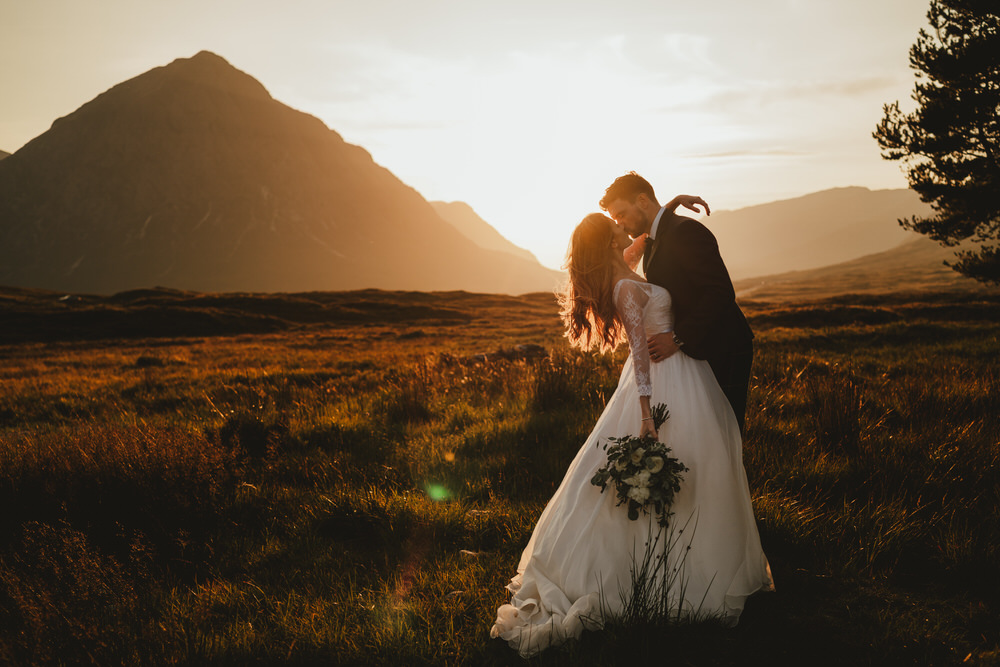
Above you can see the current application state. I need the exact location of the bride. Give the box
[490,212,773,658]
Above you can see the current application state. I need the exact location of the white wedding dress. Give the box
[490,279,773,657]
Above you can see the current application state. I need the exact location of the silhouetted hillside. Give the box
[710,187,933,279]
[0,284,562,344]
[734,236,993,301]
[431,201,540,264]
[0,52,561,295]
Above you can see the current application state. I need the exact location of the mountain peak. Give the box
[151,50,272,101]
[191,50,230,63]
[27,50,279,152]
[0,53,561,295]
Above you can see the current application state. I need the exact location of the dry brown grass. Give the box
[0,287,998,665]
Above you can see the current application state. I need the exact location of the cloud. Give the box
[658,74,901,115]
[661,33,720,74]
[331,118,456,132]
[783,75,901,100]
[685,149,808,160]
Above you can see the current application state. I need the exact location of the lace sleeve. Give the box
[613,280,652,397]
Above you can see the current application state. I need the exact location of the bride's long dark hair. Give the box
[559,213,624,352]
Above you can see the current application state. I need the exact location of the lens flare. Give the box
[424,482,451,502]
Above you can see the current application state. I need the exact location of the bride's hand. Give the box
[640,420,658,440]
[622,234,646,270]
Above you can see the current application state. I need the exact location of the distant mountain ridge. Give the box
[0,51,979,299]
[430,201,539,264]
[0,51,561,295]
[734,236,991,301]
[709,187,933,280]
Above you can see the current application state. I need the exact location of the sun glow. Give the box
[2,0,927,270]
[317,40,720,268]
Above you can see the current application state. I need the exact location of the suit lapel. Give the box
[643,235,661,274]
[645,213,682,276]
[643,212,677,275]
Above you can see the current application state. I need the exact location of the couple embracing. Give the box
[490,172,774,657]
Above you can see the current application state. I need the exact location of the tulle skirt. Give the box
[490,352,773,657]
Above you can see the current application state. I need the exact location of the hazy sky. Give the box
[2,0,929,268]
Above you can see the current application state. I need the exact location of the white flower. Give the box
[646,456,664,473]
[628,486,650,503]
[630,447,646,465]
[623,470,651,490]
[614,459,627,472]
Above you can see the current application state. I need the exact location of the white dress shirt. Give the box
[648,205,668,240]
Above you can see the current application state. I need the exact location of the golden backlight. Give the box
[2,0,928,269]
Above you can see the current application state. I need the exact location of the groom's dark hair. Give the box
[599,172,657,210]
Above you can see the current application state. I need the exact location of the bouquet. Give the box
[590,403,687,528]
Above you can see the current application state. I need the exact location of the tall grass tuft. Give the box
[0,521,146,665]
[0,423,235,570]
[803,363,864,457]
[561,514,734,663]
[531,349,618,414]
[612,513,708,624]
[373,367,434,426]
[217,411,289,461]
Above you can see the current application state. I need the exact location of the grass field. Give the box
[1,286,998,665]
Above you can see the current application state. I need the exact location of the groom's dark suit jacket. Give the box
[644,213,753,427]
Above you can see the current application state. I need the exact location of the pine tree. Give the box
[873,0,1000,284]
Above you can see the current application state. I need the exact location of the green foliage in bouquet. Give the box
[590,403,688,528]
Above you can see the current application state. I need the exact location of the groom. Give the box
[600,172,754,432]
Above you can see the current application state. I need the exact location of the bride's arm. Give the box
[663,194,711,216]
[613,281,657,439]
[638,396,655,439]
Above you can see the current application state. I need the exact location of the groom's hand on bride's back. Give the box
[647,333,681,362]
